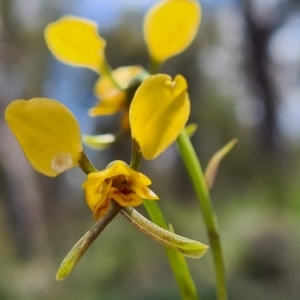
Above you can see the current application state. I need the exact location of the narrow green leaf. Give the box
[56,202,121,280]
[204,139,238,190]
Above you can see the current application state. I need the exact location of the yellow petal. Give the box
[5,98,83,177]
[93,198,112,220]
[130,74,190,159]
[133,185,159,200]
[126,168,159,199]
[110,189,143,207]
[89,96,125,116]
[90,66,145,116]
[83,161,129,187]
[107,161,154,186]
[144,0,201,63]
[45,16,106,73]
[136,172,152,186]
[82,171,114,219]
[105,160,131,177]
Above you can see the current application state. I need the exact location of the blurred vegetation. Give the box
[1,0,300,299]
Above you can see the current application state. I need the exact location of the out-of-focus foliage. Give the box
[1,0,300,299]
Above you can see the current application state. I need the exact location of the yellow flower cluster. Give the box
[5,0,201,219]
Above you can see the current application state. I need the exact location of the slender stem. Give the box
[56,202,121,280]
[55,151,121,280]
[142,201,200,300]
[149,57,162,75]
[177,131,228,300]
[130,139,142,170]
[101,58,123,90]
[128,140,200,300]
[79,151,98,173]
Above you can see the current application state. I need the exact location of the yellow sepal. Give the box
[130,74,190,160]
[44,16,106,73]
[144,0,201,64]
[5,98,83,177]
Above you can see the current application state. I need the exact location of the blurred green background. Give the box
[1,0,300,299]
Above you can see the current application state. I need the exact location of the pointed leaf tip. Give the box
[205,139,238,190]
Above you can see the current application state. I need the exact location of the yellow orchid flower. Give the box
[130,74,190,160]
[83,160,159,220]
[144,0,201,65]
[5,98,83,177]
[45,16,107,74]
[90,65,146,116]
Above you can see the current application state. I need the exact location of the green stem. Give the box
[56,202,121,280]
[101,58,123,90]
[143,201,201,300]
[149,57,162,75]
[130,139,142,170]
[55,152,121,280]
[177,131,228,300]
[129,141,200,300]
[79,151,98,173]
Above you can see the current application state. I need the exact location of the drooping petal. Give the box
[144,0,201,63]
[5,98,83,176]
[130,74,190,159]
[45,16,106,73]
[82,172,112,215]
[90,66,145,116]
